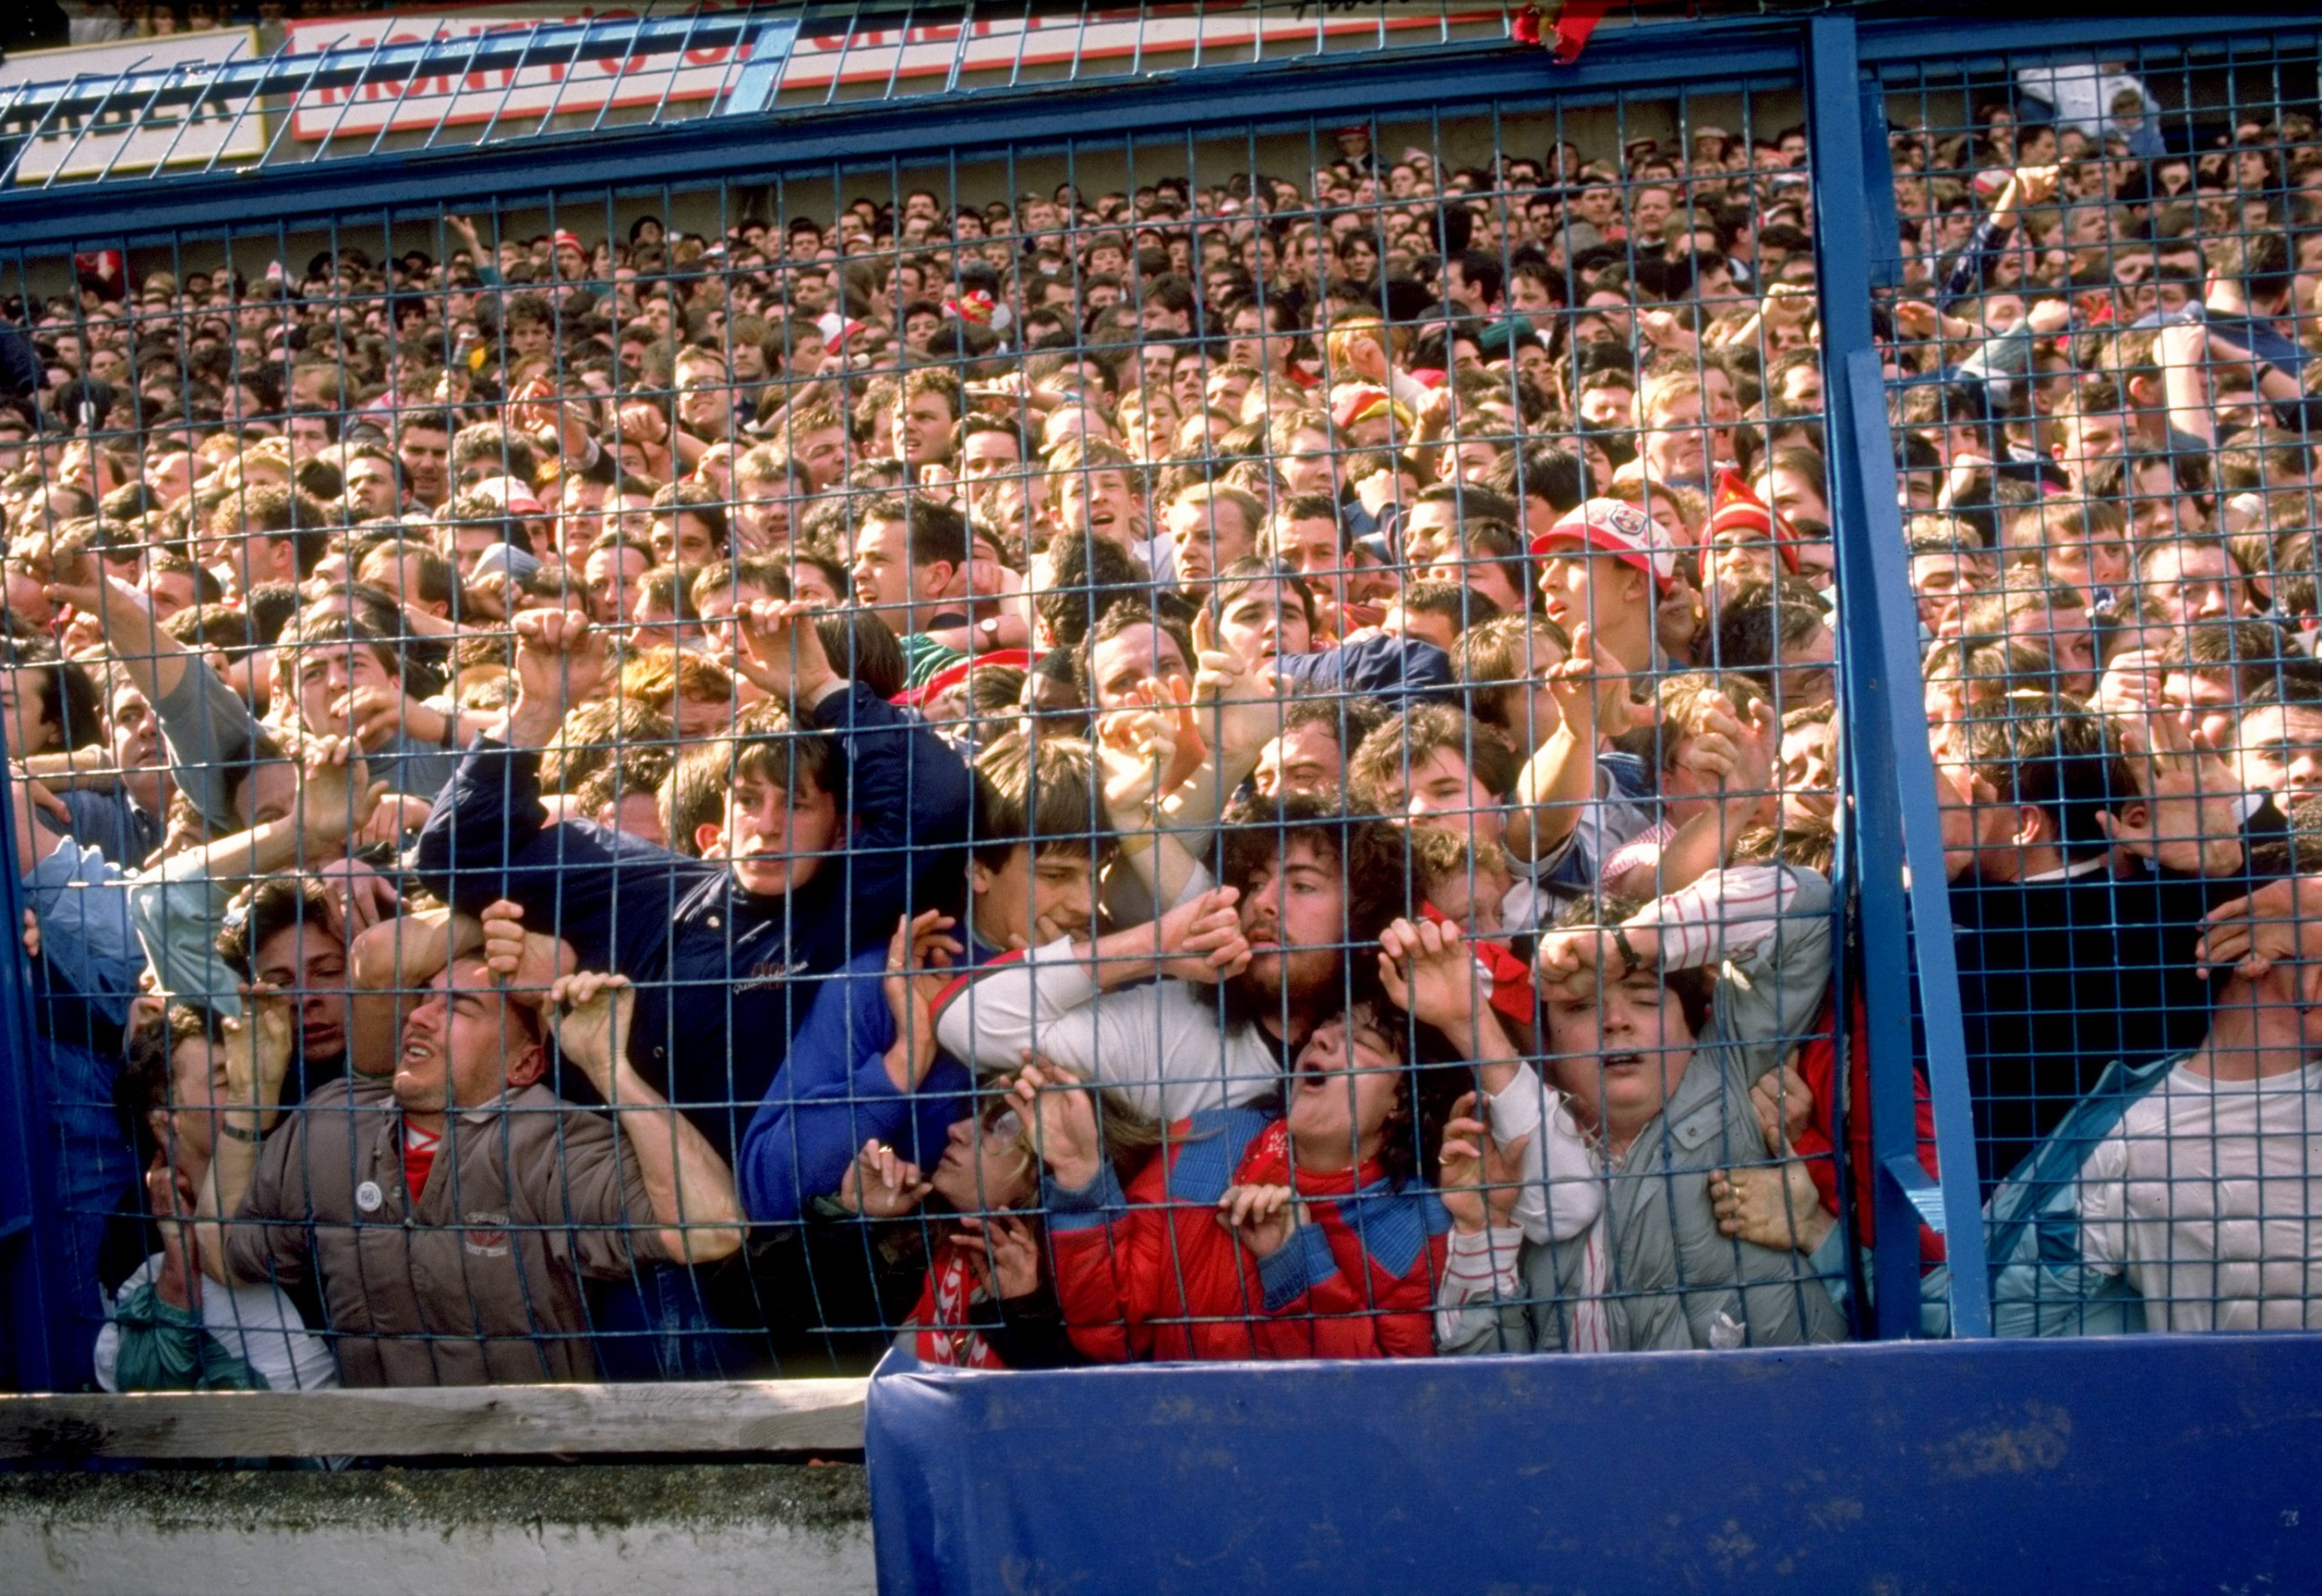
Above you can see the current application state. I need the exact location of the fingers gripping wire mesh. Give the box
[0,18,2311,1400]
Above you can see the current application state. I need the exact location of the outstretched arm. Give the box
[1507,623,1649,863]
[547,971,745,1263]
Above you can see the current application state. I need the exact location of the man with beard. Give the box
[933,795,1409,1120]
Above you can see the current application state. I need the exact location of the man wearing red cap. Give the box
[1698,469,1803,605]
[1528,496,1679,679]
[550,230,590,285]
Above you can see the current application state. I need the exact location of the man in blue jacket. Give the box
[738,730,1109,1221]
[413,602,973,1163]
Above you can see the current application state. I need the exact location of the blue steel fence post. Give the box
[1806,13,1992,1338]
[0,725,67,1389]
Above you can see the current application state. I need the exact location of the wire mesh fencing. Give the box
[0,5,2317,1397]
[1880,33,2322,1335]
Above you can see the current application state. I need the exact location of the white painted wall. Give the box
[0,1465,875,1596]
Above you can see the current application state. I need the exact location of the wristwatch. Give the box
[1611,925,1646,979]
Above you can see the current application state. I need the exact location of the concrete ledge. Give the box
[0,1379,868,1460]
[0,1465,874,1596]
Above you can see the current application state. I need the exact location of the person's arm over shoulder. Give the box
[933,936,1101,1075]
[130,846,245,1016]
[1275,633,1453,701]
[411,735,551,911]
[412,735,696,957]
[1641,865,1833,1068]
[148,641,264,835]
[1647,863,1829,970]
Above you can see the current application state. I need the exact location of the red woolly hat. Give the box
[1704,469,1800,574]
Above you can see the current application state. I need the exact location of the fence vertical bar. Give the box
[1807,11,1992,1338]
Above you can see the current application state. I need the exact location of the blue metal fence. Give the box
[0,0,2317,1405]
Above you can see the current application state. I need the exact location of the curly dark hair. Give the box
[1216,790,1413,951]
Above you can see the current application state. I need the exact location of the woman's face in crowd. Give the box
[928,1109,1036,1211]
[1285,1005,1404,1168]
[254,919,350,1065]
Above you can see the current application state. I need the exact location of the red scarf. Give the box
[912,1246,1005,1369]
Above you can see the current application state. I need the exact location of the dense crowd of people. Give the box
[7,61,2322,1391]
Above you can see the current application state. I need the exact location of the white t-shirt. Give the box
[2076,1061,2322,1332]
[94,1254,341,1393]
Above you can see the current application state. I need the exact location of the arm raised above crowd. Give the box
[411,611,704,947]
[48,568,261,834]
[192,987,296,1288]
[1507,623,1651,862]
[128,737,383,1015]
[1379,916,1602,1250]
[933,889,1265,1119]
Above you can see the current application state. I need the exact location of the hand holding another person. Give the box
[1709,1059,1832,1255]
[882,909,962,1090]
[1008,1056,1107,1192]
[1534,920,1662,1006]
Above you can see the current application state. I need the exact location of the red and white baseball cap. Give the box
[1528,496,1678,594]
[470,475,546,518]
[1330,383,1398,434]
[553,230,587,255]
[816,311,868,351]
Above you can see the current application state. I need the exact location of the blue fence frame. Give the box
[866,1334,2322,1594]
[2,0,2317,1419]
